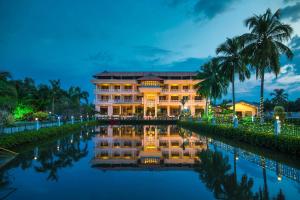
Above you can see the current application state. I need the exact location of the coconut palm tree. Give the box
[270,88,288,106]
[216,37,250,115]
[49,80,62,114]
[195,58,229,116]
[241,9,293,123]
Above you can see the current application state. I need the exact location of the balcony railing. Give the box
[95,89,138,93]
[95,99,143,104]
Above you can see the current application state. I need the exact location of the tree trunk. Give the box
[232,69,236,116]
[52,97,55,114]
[260,70,265,124]
[205,97,209,116]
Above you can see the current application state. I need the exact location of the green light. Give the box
[13,104,33,120]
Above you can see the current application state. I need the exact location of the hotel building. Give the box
[92,71,205,117]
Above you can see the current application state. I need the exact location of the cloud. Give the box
[134,45,173,57]
[166,0,238,21]
[168,57,210,70]
[193,0,237,20]
[281,2,300,22]
[290,35,300,49]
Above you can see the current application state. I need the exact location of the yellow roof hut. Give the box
[230,101,258,117]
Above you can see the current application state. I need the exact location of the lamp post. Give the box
[233,115,238,128]
[274,116,281,136]
[58,116,61,127]
[35,118,40,130]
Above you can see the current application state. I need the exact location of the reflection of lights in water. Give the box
[57,140,60,151]
[33,147,39,160]
[235,156,239,160]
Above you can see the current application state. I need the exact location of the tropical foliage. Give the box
[195,58,229,115]
[241,9,293,123]
[195,9,294,123]
[216,37,250,114]
[0,71,94,123]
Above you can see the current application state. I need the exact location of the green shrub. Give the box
[32,111,48,121]
[178,121,300,156]
[0,121,99,149]
[274,106,286,122]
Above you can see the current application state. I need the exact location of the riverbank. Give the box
[0,121,100,149]
[178,121,300,156]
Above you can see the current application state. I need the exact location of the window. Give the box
[114,85,120,90]
[171,85,179,90]
[195,96,202,100]
[182,96,189,100]
[124,85,132,90]
[159,96,167,100]
[183,85,189,90]
[113,107,120,115]
[100,85,109,89]
[100,107,108,115]
[171,96,179,100]
[101,95,109,101]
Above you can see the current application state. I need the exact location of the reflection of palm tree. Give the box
[261,157,269,200]
[34,135,88,181]
[195,150,282,200]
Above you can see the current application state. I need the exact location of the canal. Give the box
[0,124,299,199]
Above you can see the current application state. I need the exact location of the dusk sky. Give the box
[1,0,300,102]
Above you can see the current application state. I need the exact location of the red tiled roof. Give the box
[94,71,198,77]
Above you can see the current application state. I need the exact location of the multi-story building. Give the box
[91,71,205,118]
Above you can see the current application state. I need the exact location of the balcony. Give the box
[94,89,138,94]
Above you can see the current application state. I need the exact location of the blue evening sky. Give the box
[0,0,300,102]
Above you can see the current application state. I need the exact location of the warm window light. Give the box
[276,116,279,120]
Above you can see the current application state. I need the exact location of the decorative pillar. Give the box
[191,106,195,116]
[132,105,136,115]
[108,105,113,117]
[167,106,170,117]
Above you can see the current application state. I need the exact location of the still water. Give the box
[0,125,299,200]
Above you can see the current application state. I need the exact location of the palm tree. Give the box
[216,37,250,115]
[195,58,229,116]
[0,71,12,81]
[49,80,62,114]
[241,9,293,123]
[270,88,288,106]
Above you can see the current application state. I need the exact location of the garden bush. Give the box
[0,121,99,149]
[178,121,300,156]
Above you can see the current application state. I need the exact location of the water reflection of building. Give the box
[92,125,207,167]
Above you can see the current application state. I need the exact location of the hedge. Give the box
[178,121,300,156]
[0,121,99,149]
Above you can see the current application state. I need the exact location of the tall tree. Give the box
[49,80,62,114]
[241,9,293,123]
[270,88,288,106]
[216,37,250,115]
[195,58,229,116]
